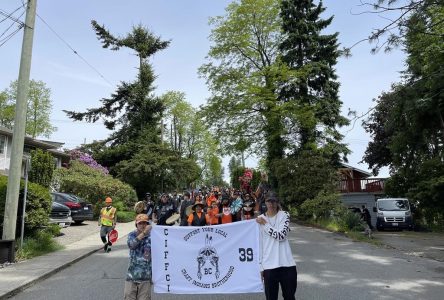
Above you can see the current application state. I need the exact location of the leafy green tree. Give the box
[200,0,286,169]
[228,156,242,186]
[201,0,349,194]
[114,143,200,194]
[162,91,192,153]
[272,150,338,208]
[363,5,444,228]
[355,0,442,53]
[3,80,56,138]
[203,156,225,187]
[29,149,55,188]
[161,91,223,186]
[279,0,349,161]
[364,5,444,175]
[0,91,14,128]
[231,166,244,190]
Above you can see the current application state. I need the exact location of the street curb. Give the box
[0,223,133,300]
[0,246,102,300]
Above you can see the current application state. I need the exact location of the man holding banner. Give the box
[256,191,297,300]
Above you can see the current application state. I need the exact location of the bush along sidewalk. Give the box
[15,225,64,261]
[291,192,381,246]
[116,210,136,223]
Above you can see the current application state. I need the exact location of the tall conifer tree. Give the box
[279,0,348,160]
[64,21,169,145]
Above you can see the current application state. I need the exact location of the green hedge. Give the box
[299,192,344,220]
[0,175,52,238]
[52,161,138,213]
[117,211,136,223]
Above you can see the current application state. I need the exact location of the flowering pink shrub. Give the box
[69,149,109,175]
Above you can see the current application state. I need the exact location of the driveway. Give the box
[53,221,100,246]
[374,231,444,262]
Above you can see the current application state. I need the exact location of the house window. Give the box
[0,135,6,155]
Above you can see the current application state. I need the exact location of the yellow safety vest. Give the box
[100,207,116,227]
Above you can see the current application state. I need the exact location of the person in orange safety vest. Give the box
[98,197,117,252]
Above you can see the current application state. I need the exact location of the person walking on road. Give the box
[98,197,117,253]
[361,205,374,231]
[256,191,297,300]
[124,214,153,300]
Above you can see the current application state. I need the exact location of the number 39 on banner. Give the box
[238,248,253,262]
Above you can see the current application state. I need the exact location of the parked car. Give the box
[373,198,414,231]
[51,192,94,224]
[49,201,73,228]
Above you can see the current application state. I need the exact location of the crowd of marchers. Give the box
[134,183,269,227]
[113,173,297,300]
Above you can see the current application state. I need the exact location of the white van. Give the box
[373,198,414,230]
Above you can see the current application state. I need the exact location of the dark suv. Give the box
[51,192,94,224]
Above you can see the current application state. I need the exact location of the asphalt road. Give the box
[10,224,444,300]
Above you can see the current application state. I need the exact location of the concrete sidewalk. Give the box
[0,222,135,299]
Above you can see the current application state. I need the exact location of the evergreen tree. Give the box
[279,0,349,161]
[64,21,169,145]
[64,22,202,195]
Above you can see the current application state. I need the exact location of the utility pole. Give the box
[2,0,37,240]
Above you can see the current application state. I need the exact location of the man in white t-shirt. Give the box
[256,191,297,300]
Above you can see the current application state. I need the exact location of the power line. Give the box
[0,7,25,26]
[0,5,26,48]
[0,25,23,47]
[0,10,24,40]
[0,7,25,47]
[35,13,113,86]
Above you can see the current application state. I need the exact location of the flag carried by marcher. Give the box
[151,220,263,294]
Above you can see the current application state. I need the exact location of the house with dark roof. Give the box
[0,126,70,176]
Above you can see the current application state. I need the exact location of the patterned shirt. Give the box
[126,230,151,282]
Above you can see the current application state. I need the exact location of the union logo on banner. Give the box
[151,221,263,294]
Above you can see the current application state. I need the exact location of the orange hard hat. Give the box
[105,197,112,203]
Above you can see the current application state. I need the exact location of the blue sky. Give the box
[0,0,405,178]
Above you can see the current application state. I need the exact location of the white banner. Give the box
[151,220,263,294]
